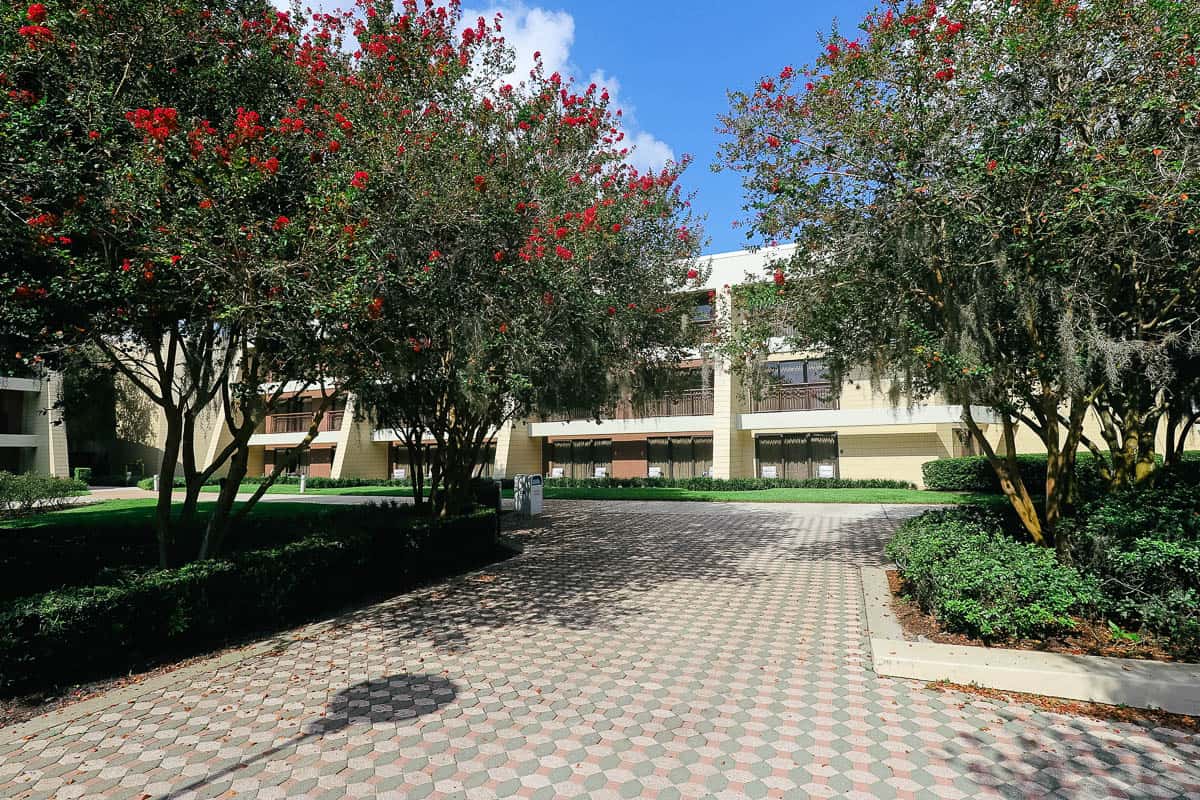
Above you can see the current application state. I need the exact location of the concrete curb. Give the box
[861,566,1200,716]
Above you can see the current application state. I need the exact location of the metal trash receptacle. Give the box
[513,475,544,517]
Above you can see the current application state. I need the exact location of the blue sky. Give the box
[461,1,880,254]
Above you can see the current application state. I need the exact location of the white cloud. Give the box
[272,1,676,171]
[464,3,676,172]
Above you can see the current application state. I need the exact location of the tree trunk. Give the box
[198,443,250,560]
[963,408,1046,546]
[155,412,184,568]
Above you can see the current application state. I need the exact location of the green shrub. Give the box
[0,472,87,516]
[544,476,917,491]
[1066,480,1200,656]
[135,475,414,491]
[921,453,1113,495]
[73,467,92,483]
[887,508,1100,641]
[0,504,498,693]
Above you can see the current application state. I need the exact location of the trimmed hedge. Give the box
[1066,480,1200,656]
[0,504,499,693]
[136,475,413,491]
[921,450,1200,494]
[543,476,917,491]
[886,508,1100,641]
[0,472,87,516]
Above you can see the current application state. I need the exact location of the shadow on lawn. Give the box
[157,673,457,800]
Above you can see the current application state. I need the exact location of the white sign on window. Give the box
[648,466,663,478]
[818,464,835,479]
[594,467,608,478]
[392,468,407,480]
[761,465,778,479]
[551,467,564,478]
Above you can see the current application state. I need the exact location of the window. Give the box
[755,433,838,480]
[766,359,828,386]
[549,439,613,479]
[647,436,713,479]
[269,446,336,477]
[954,429,978,458]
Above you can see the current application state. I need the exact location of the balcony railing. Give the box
[749,383,837,413]
[266,410,345,434]
[540,388,715,423]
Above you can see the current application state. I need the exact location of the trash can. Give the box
[514,474,545,518]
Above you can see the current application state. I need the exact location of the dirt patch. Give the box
[926,681,1200,733]
[885,569,1187,663]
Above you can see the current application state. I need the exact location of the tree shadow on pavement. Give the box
[329,501,912,654]
[157,673,456,800]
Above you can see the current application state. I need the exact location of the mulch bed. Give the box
[885,569,1184,662]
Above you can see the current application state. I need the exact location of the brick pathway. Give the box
[2,501,1197,800]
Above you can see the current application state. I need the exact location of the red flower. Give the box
[350,170,369,189]
[773,269,785,286]
[368,296,384,319]
[125,107,179,143]
[686,268,699,280]
[766,135,781,148]
[170,255,182,265]
[328,140,340,153]
[199,198,213,210]
[87,130,100,140]
[607,306,617,316]
[554,227,568,239]
[760,79,775,92]
[273,216,290,231]
[610,223,622,233]
[261,156,280,174]
[26,3,47,22]
[17,24,52,47]
[555,245,573,260]
[987,159,998,172]
[542,291,554,306]
[498,322,509,334]
[429,250,441,260]
[826,42,840,61]
[121,258,132,272]
[473,175,486,191]
[780,66,795,80]
[493,251,505,262]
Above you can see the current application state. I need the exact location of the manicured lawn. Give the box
[0,498,341,529]
[531,486,993,504]
[189,484,989,504]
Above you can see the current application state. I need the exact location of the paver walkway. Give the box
[2,501,1197,799]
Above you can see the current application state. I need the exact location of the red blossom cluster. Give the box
[126,107,180,143]
[26,3,47,22]
[17,24,53,47]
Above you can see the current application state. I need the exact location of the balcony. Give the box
[540,389,715,423]
[266,410,345,434]
[749,383,837,413]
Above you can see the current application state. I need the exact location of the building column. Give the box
[712,356,754,479]
[494,419,543,478]
[31,373,70,477]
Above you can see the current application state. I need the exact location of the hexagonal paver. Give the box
[2,500,1198,799]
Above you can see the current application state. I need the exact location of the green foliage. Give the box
[0,505,498,693]
[545,476,916,491]
[73,468,92,483]
[135,475,413,492]
[0,472,87,516]
[1066,481,1200,656]
[887,509,1100,641]
[922,454,1105,496]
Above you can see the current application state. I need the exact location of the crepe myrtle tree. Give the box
[323,1,704,517]
[717,0,1200,552]
[0,2,383,564]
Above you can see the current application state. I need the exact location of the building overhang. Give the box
[738,405,997,433]
[0,434,39,448]
[0,377,43,393]
[248,431,342,448]
[528,415,716,439]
